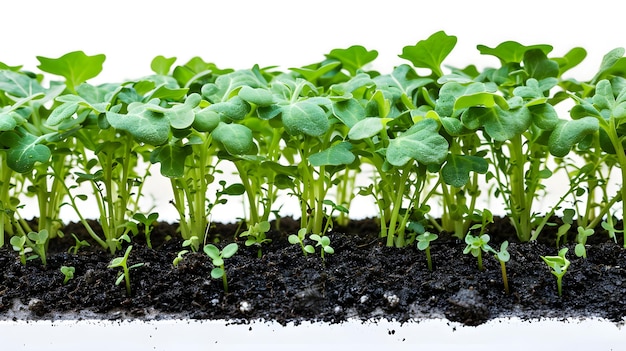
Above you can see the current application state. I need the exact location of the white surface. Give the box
[0,317,624,350]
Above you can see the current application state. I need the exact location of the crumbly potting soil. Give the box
[1,217,625,326]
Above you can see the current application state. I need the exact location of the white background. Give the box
[2,0,624,222]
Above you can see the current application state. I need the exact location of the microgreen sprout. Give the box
[173,250,189,267]
[463,234,493,272]
[60,266,75,284]
[416,231,438,271]
[182,235,200,252]
[67,233,90,255]
[132,212,159,249]
[9,235,35,265]
[541,248,570,297]
[491,241,510,294]
[26,229,49,267]
[575,226,595,258]
[203,242,238,293]
[288,228,314,256]
[108,245,144,296]
[239,220,272,258]
[308,234,334,261]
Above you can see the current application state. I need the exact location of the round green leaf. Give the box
[281,101,329,137]
[212,122,254,155]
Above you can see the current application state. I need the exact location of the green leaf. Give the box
[192,108,221,132]
[1,131,51,173]
[212,122,254,155]
[151,55,177,75]
[386,118,449,166]
[281,101,329,137]
[150,144,192,178]
[348,117,385,140]
[0,70,46,98]
[462,105,532,142]
[523,49,559,80]
[548,117,599,157]
[454,92,509,110]
[399,31,457,76]
[290,61,341,83]
[441,154,488,187]
[308,142,355,167]
[207,96,251,121]
[222,243,239,258]
[37,51,106,91]
[477,41,552,64]
[326,45,378,75]
[210,267,224,279]
[332,98,365,128]
[592,47,625,82]
[555,47,587,77]
[203,244,220,259]
[0,112,21,131]
[106,102,170,145]
[238,86,274,106]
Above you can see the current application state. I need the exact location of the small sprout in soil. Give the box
[541,247,570,297]
[182,235,200,252]
[27,229,49,267]
[239,220,272,258]
[173,250,189,267]
[308,234,334,261]
[132,212,159,249]
[491,241,511,294]
[288,228,313,256]
[575,226,595,258]
[68,233,90,255]
[60,266,75,284]
[463,233,493,271]
[601,215,622,245]
[416,231,438,271]
[108,245,144,296]
[203,242,238,293]
[10,235,35,265]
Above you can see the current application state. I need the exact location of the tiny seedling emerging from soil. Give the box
[463,234,493,271]
[108,245,144,296]
[68,233,90,255]
[132,212,159,249]
[10,235,35,265]
[575,226,595,258]
[60,266,75,284]
[416,231,438,271]
[288,228,313,256]
[203,243,238,293]
[492,241,511,294]
[239,220,272,258]
[541,247,570,297]
[173,250,189,267]
[308,234,334,261]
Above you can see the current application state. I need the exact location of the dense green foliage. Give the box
[1,30,626,263]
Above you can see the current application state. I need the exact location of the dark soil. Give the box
[1,216,625,326]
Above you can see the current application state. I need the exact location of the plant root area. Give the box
[1,217,626,327]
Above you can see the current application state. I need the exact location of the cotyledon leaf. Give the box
[308,142,355,167]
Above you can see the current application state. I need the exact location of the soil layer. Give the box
[1,217,625,326]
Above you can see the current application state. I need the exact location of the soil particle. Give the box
[1,216,625,326]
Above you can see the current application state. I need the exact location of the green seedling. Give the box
[288,228,314,256]
[601,215,623,246]
[574,226,595,258]
[492,241,511,294]
[463,233,493,271]
[68,233,90,255]
[203,243,238,293]
[416,231,438,271]
[132,212,159,249]
[308,234,334,261]
[173,250,189,267]
[60,266,75,284]
[108,245,144,296]
[541,247,570,297]
[26,229,49,267]
[9,235,36,265]
[182,235,200,252]
[239,221,272,258]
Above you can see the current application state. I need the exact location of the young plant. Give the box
[203,242,238,293]
[541,247,570,297]
[463,233,493,272]
[108,245,144,296]
[492,241,511,294]
[308,233,334,261]
[67,233,90,255]
[172,250,189,267]
[26,229,49,267]
[60,266,75,284]
[416,231,438,271]
[9,235,35,265]
[288,228,314,256]
[132,212,159,249]
[574,226,595,258]
[239,220,272,258]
